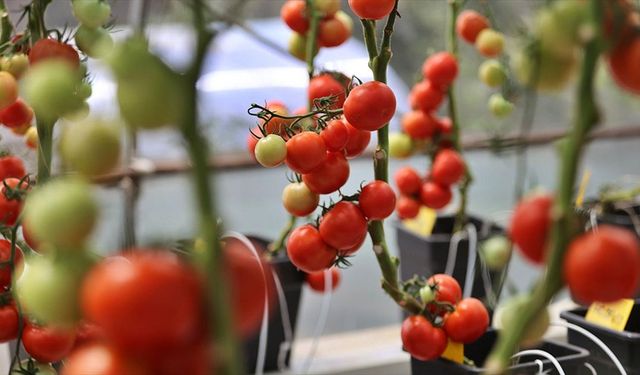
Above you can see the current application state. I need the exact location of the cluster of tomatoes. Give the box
[509,192,640,304]
[401,274,489,361]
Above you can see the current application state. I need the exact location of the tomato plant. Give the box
[306,267,341,292]
[319,201,368,250]
[22,323,76,363]
[343,81,396,131]
[443,298,489,344]
[287,224,337,273]
[401,315,447,361]
[282,182,319,217]
[509,193,552,265]
[302,151,350,194]
[285,131,327,173]
[359,180,396,220]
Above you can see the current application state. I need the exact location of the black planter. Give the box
[242,236,305,373]
[395,214,503,303]
[596,204,640,238]
[411,330,589,374]
[560,301,640,375]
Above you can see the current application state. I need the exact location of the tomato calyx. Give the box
[247,102,343,139]
[11,357,45,375]
[401,275,456,324]
[2,176,31,201]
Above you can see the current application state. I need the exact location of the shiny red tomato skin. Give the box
[261,101,291,136]
[401,315,447,361]
[0,156,26,181]
[348,0,395,20]
[321,119,349,152]
[456,10,490,44]
[319,201,368,250]
[509,194,553,265]
[62,343,148,375]
[343,120,371,158]
[564,225,640,304]
[149,339,211,375]
[410,80,444,112]
[394,167,422,195]
[443,298,489,343]
[306,267,341,292]
[427,274,462,306]
[431,149,465,186]
[72,321,106,349]
[401,110,438,140]
[281,0,309,33]
[22,324,76,363]
[0,239,22,288]
[0,99,33,128]
[422,52,459,89]
[308,74,346,109]
[608,36,640,94]
[318,14,351,47]
[0,303,18,342]
[396,196,420,219]
[29,39,80,67]
[437,116,453,134]
[302,152,350,194]
[285,131,327,173]
[287,224,337,273]
[359,180,396,220]
[0,178,28,227]
[420,181,452,209]
[343,81,396,131]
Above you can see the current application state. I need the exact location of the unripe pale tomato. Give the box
[0,99,33,128]
[348,0,395,20]
[23,177,98,248]
[72,0,111,28]
[389,132,413,159]
[444,298,489,344]
[62,343,148,375]
[285,131,327,173]
[478,59,506,88]
[29,39,80,67]
[475,29,504,57]
[287,224,337,273]
[480,235,512,270]
[343,120,371,158]
[309,74,346,110]
[535,2,588,59]
[359,180,396,220]
[401,110,438,140]
[401,315,447,361]
[564,226,640,304]
[344,81,396,131]
[0,72,17,110]
[431,149,465,186]
[0,240,22,289]
[22,324,76,364]
[23,60,84,121]
[302,152,349,194]
[420,181,452,209]
[288,32,318,61]
[456,10,489,44]
[59,119,121,176]
[319,201,368,250]
[318,11,353,48]
[282,182,319,217]
[513,47,578,92]
[75,25,114,58]
[321,119,349,152]
[394,166,421,195]
[409,80,443,112]
[608,36,640,95]
[281,0,309,34]
[396,196,420,220]
[255,134,287,168]
[498,294,550,347]
[509,193,553,265]
[422,52,458,89]
[1,54,29,79]
[306,267,341,292]
[488,93,514,118]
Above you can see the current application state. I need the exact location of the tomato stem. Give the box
[305,0,319,81]
[0,0,13,45]
[485,0,603,371]
[269,214,297,256]
[35,118,53,184]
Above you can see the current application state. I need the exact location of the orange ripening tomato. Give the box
[318,11,353,48]
[29,39,80,67]
[456,10,490,44]
[608,35,640,95]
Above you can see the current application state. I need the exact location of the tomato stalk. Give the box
[359,1,423,316]
[0,0,13,45]
[485,0,603,371]
[181,1,241,374]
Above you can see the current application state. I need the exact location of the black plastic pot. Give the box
[560,301,640,375]
[411,330,589,374]
[596,204,640,238]
[395,214,503,303]
[242,236,305,373]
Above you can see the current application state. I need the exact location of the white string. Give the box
[271,270,294,372]
[511,349,565,375]
[583,363,597,375]
[589,209,599,232]
[551,321,627,375]
[462,223,477,299]
[445,231,464,276]
[223,231,269,375]
[300,269,333,374]
[534,359,544,373]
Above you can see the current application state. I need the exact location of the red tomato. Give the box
[306,267,341,292]
[396,196,420,219]
[343,234,366,254]
[81,251,203,355]
[608,35,640,95]
[443,298,489,343]
[308,74,346,109]
[73,321,106,349]
[0,155,26,181]
[0,178,28,226]
[343,81,396,131]
[409,80,444,112]
[321,119,349,152]
[422,52,458,89]
[287,225,337,273]
[260,101,291,136]
[247,126,260,162]
[437,116,453,135]
[401,315,447,361]
[0,99,33,128]
[22,324,76,363]
[359,180,396,220]
[0,303,18,342]
[319,201,368,250]
[0,239,22,289]
[29,39,80,67]
[420,181,452,209]
[564,225,640,304]
[394,167,422,195]
[149,339,211,375]
[509,194,553,265]
[348,0,396,20]
[318,11,352,47]
[431,149,465,186]
[0,72,18,110]
[456,10,490,44]
[62,343,148,375]
[343,120,371,158]
[401,110,438,140]
[302,152,350,194]
[285,131,327,173]
[280,0,309,33]
[427,274,462,307]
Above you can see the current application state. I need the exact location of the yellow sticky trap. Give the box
[585,299,634,332]
[402,206,436,236]
[441,339,464,363]
[575,169,591,208]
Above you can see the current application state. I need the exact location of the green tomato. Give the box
[62,101,90,122]
[513,46,578,92]
[72,0,111,29]
[75,25,113,58]
[23,60,84,122]
[389,132,414,159]
[419,285,435,303]
[314,0,341,16]
[59,118,121,177]
[499,294,550,347]
[255,134,287,168]
[475,29,504,57]
[488,93,514,118]
[76,81,92,100]
[12,359,57,375]
[478,59,506,88]
[282,182,319,217]
[480,235,512,270]
[23,177,98,248]
[288,32,318,61]
[15,252,93,328]
[1,53,29,79]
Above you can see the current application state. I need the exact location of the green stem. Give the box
[35,117,53,184]
[183,1,241,374]
[485,0,602,371]
[305,0,319,81]
[361,1,423,316]
[0,0,13,45]
[269,214,297,255]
